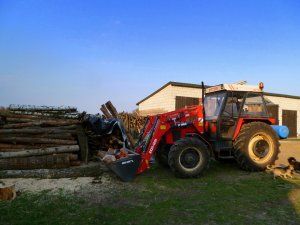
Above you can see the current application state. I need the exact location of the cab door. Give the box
[217,92,243,140]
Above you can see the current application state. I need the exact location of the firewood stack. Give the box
[100,101,135,146]
[118,111,146,138]
[100,101,145,139]
[0,105,83,170]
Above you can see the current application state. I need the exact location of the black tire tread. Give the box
[233,122,280,171]
[156,144,170,167]
[168,137,210,178]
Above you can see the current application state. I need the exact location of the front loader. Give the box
[107,82,288,181]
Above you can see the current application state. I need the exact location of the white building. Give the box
[137,81,300,137]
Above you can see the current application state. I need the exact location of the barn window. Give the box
[175,96,201,110]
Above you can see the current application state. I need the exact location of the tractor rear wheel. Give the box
[168,137,210,178]
[233,122,279,171]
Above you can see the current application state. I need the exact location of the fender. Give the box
[185,132,213,155]
[232,118,276,140]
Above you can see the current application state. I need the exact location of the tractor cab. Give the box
[204,83,272,159]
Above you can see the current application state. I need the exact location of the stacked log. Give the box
[83,128,125,157]
[100,101,135,145]
[0,105,82,170]
[100,102,146,137]
[118,111,146,138]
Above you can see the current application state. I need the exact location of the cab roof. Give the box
[206,83,263,94]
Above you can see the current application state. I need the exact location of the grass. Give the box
[1,161,300,225]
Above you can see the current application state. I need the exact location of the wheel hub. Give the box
[253,140,269,158]
[180,148,200,169]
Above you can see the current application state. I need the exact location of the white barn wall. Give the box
[138,85,174,114]
[265,95,300,136]
[138,83,300,136]
[138,85,202,115]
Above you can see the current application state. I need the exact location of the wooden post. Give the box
[77,125,89,164]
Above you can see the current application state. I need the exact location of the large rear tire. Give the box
[168,137,210,178]
[233,122,279,171]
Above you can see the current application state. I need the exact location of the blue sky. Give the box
[1,0,300,113]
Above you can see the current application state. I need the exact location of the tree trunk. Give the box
[0,145,79,159]
[8,105,77,112]
[0,136,77,145]
[5,117,80,124]
[0,154,72,170]
[0,162,108,178]
[0,126,78,135]
[105,101,119,118]
[2,120,80,129]
[100,105,113,119]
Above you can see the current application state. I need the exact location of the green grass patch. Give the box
[1,161,300,225]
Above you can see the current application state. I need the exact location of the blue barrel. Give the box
[271,125,289,139]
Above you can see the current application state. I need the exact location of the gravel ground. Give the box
[0,172,133,203]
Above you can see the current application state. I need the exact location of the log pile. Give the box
[82,118,125,153]
[118,111,146,138]
[99,101,135,146]
[0,105,82,170]
[100,101,146,139]
[0,102,143,177]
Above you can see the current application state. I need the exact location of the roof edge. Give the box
[136,81,300,105]
[264,92,300,100]
[136,81,208,105]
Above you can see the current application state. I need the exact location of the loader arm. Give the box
[135,116,170,174]
[106,105,206,181]
[134,105,206,175]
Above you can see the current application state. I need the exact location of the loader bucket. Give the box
[106,151,141,182]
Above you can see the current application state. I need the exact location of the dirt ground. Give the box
[1,139,300,196]
[274,140,300,179]
[276,140,300,165]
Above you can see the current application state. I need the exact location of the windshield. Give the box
[204,92,226,120]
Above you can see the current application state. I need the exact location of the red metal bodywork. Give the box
[134,105,209,174]
[134,106,277,175]
[232,118,276,140]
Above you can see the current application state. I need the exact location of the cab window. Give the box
[241,93,268,117]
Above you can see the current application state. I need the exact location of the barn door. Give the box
[267,105,279,125]
[175,96,200,110]
[282,110,297,137]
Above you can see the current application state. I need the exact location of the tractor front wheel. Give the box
[233,122,279,171]
[168,137,210,178]
[156,144,171,167]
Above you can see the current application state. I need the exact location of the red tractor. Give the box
[109,82,286,181]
